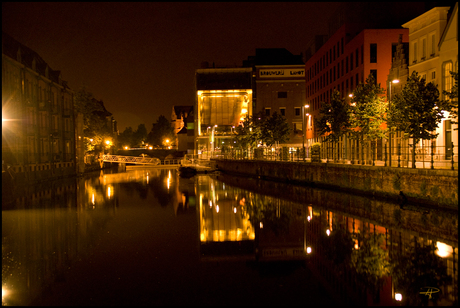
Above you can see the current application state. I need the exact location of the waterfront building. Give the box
[2,32,77,183]
[402,4,458,164]
[244,48,306,148]
[305,25,409,158]
[194,66,253,157]
[171,105,194,152]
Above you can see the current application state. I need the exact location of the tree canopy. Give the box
[73,86,113,152]
[147,115,175,148]
[389,71,445,144]
[314,89,350,142]
[348,74,387,143]
[234,111,290,149]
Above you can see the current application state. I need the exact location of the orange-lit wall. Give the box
[305,24,409,141]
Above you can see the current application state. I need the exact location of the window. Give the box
[413,42,418,63]
[431,34,436,56]
[278,91,287,98]
[355,49,359,67]
[370,44,377,63]
[350,54,354,70]
[279,108,286,116]
[265,108,271,116]
[431,71,436,80]
[443,61,453,98]
[295,107,301,116]
[422,38,426,59]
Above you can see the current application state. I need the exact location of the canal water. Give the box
[2,167,457,306]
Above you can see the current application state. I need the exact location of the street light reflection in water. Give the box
[1,168,457,306]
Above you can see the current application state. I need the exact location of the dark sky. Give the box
[2,2,341,131]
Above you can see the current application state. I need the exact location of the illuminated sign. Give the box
[259,69,305,78]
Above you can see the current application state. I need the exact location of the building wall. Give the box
[255,65,306,147]
[402,5,458,162]
[2,34,77,184]
[305,25,409,146]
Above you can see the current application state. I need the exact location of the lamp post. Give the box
[302,104,309,161]
[388,79,399,167]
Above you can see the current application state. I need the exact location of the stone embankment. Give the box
[213,159,458,210]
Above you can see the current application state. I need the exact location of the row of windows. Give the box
[307,45,370,96]
[307,43,366,79]
[412,33,437,63]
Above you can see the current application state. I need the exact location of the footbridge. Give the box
[101,154,180,166]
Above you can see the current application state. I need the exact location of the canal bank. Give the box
[213,159,458,210]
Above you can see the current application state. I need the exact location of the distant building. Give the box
[2,32,77,183]
[194,67,253,157]
[245,48,306,148]
[171,105,194,152]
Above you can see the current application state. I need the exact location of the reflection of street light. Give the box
[388,79,399,167]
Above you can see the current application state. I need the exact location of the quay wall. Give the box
[213,159,458,210]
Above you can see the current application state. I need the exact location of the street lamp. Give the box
[388,79,399,167]
[302,104,309,161]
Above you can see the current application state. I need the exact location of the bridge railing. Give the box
[102,154,161,165]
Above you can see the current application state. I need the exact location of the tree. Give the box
[133,124,148,147]
[260,112,291,147]
[348,74,387,160]
[234,114,259,150]
[148,115,175,148]
[74,86,113,152]
[118,127,134,148]
[442,71,458,128]
[315,89,350,142]
[315,89,350,161]
[389,71,445,167]
[234,111,291,150]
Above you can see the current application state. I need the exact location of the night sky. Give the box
[2,2,342,131]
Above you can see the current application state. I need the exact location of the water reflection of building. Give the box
[217,174,457,306]
[306,206,458,306]
[196,175,312,262]
[2,174,118,306]
[197,176,255,260]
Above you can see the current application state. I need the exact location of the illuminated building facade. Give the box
[305,25,409,154]
[195,67,253,156]
[2,32,77,184]
[402,5,458,162]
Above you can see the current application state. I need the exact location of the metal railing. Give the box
[101,154,161,165]
[206,143,458,170]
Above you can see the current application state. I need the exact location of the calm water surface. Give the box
[2,167,457,306]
